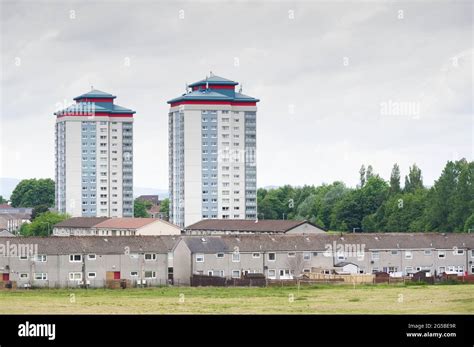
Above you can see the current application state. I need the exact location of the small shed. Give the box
[334,262,358,274]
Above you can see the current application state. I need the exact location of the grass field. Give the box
[0,284,472,314]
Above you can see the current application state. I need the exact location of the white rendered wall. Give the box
[64,120,82,217]
[183,109,202,227]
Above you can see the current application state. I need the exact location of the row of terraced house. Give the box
[0,231,473,288]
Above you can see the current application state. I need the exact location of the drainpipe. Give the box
[82,250,86,289]
[190,253,194,285]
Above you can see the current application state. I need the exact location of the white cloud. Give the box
[0,0,472,190]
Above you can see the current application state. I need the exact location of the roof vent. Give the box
[374,236,379,241]
[305,237,310,242]
[103,238,108,242]
[201,238,206,243]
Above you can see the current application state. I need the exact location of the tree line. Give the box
[6,159,474,234]
[257,159,474,233]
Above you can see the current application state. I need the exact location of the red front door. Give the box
[113,272,120,280]
[2,273,9,281]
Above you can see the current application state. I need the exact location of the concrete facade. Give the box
[168,75,259,228]
[0,233,472,288]
[55,90,135,218]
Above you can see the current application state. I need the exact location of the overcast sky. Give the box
[1,0,472,192]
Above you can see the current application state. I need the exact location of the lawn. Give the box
[0,284,472,314]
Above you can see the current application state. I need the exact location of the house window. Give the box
[69,254,82,262]
[196,254,205,262]
[207,270,213,276]
[88,254,96,260]
[371,251,379,261]
[34,254,47,262]
[19,254,28,260]
[87,272,96,279]
[267,269,276,279]
[303,268,311,273]
[214,270,224,277]
[337,252,345,260]
[144,253,157,261]
[424,250,432,256]
[405,251,413,260]
[231,270,240,278]
[216,253,224,258]
[454,249,464,255]
[303,252,311,260]
[34,273,47,280]
[130,271,138,277]
[19,273,29,279]
[438,251,446,259]
[232,253,240,262]
[391,250,399,255]
[144,271,156,279]
[447,266,464,274]
[68,272,82,281]
[287,252,296,257]
[268,253,276,261]
[438,266,446,273]
[405,266,414,274]
[252,253,260,258]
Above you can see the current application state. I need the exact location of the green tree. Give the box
[366,165,374,181]
[320,182,350,228]
[381,191,428,232]
[450,160,474,231]
[425,161,455,231]
[20,211,69,237]
[361,213,377,232]
[404,164,423,193]
[464,213,474,232]
[160,198,170,219]
[0,195,6,204]
[389,163,401,195]
[359,165,366,188]
[10,179,55,207]
[331,176,388,231]
[134,199,151,218]
[31,204,50,220]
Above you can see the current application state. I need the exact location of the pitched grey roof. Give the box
[183,237,230,253]
[185,219,326,233]
[188,75,238,87]
[0,236,180,254]
[182,233,474,253]
[73,89,116,100]
[0,230,15,237]
[53,217,110,228]
[1,233,471,256]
